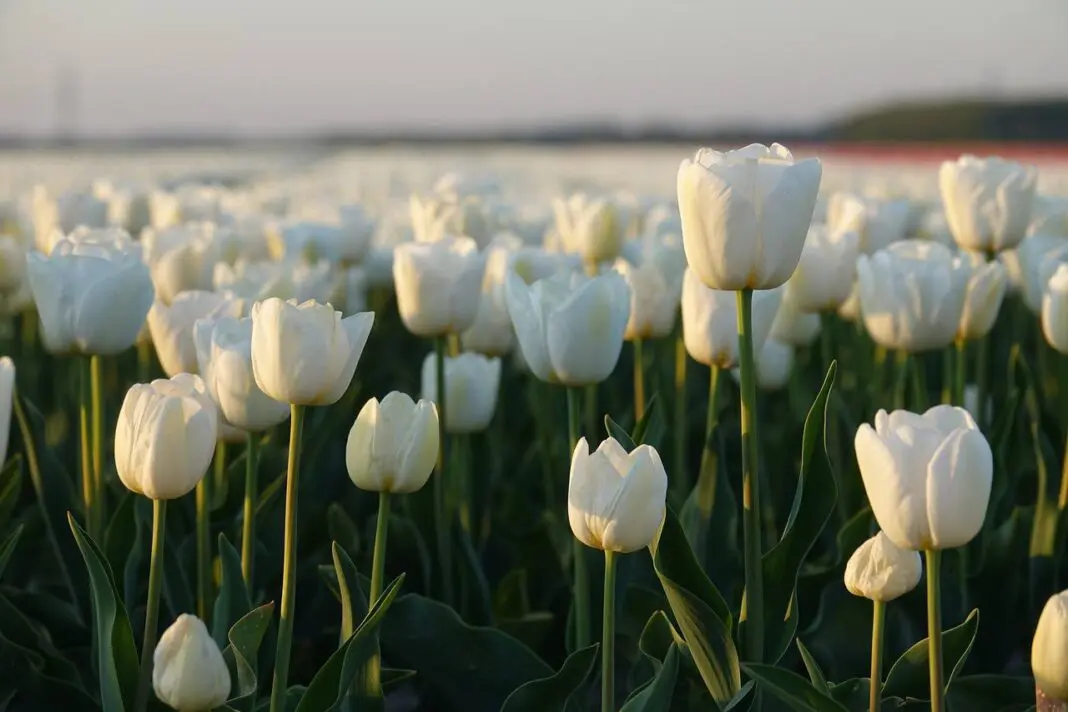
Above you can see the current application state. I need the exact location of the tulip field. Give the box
[4,143,1068,712]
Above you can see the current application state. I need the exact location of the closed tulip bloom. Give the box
[788,225,860,312]
[462,238,519,356]
[1042,263,1068,354]
[615,258,678,340]
[568,437,668,552]
[513,246,581,284]
[1017,234,1068,313]
[855,405,993,551]
[551,194,622,267]
[148,291,244,377]
[731,338,794,391]
[0,357,13,466]
[409,194,455,244]
[769,290,821,347]
[856,240,969,352]
[420,352,501,433]
[338,204,376,263]
[940,154,1037,252]
[250,298,374,405]
[346,392,439,493]
[957,252,1007,341]
[142,224,220,305]
[56,191,109,234]
[505,269,630,385]
[1033,590,1068,702]
[393,236,484,336]
[194,315,290,432]
[826,192,911,255]
[678,143,822,291]
[681,268,783,369]
[115,373,219,500]
[26,234,154,355]
[153,614,231,711]
[844,531,923,602]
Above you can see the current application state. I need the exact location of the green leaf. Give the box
[882,609,980,700]
[621,641,680,712]
[327,504,361,561]
[0,525,23,581]
[68,512,139,712]
[605,414,638,451]
[796,639,830,695]
[741,663,850,712]
[213,534,253,649]
[380,593,554,712]
[631,393,659,446]
[761,361,839,664]
[0,455,22,531]
[222,601,275,709]
[330,541,380,709]
[650,507,740,705]
[294,574,405,712]
[500,642,599,712]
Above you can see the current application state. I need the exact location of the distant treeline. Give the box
[3,97,1068,149]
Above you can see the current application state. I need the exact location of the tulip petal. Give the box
[600,445,668,553]
[323,311,374,405]
[926,428,992,549]
[855,423,928,551]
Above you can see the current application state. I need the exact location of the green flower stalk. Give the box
[567,386,590,650]
[925,549,945,712]
[242,433,258,587]
[633,338,646,423]
[134,500,167,712]
[434,336,453,604]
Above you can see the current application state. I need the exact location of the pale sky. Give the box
[1,0,1066,137]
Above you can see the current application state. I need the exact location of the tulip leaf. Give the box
[741,664,850,712]
[294,573,405,712]
[67,512,139,712]
[327,504,362,562]
[620,611,684,712]
[650,507,740,704]
[882,608,979,700]
[795,639,831,695]
[605,414,638,451]
[631,393,659,447]
[500,642,599,712]
[330,541,383,709]
[0,455,22,532]
[213,534,253,649]
[222,601,275,708]
[0,525,23,582]
[380,592,555,712]
[760,361,839,663]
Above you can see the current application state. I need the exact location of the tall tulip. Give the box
[420,352,501,434]
[939,154,1037,253]
[951,253,1007,407]
[393,236,484,337]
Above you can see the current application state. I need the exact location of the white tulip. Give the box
[149,191,182,230]
[342,266,369,317]
[837,281,861,322]
[194,315,290,432]
[115,373,219,500]
[142,224,222,305]
[153,614,231,711]
[551,194,622,267]
[505,269,630,385]
[213,260,295,301]
[250,298,374,406]
[512,246,581,284]
[568,437,667,552]
[338,204,376,263]
[826,192,911,255]
[1043,263,1068,355]
[770,290,821,347]
[1028,195,1068,238]
[290,259,341,305]
[56,191,109,234]
[615,258,678,341]
[855,405,992,551]
[940,154,1036,252]
[0,357,13,466]
[461,238,518,356]
[393,236,484,337]
[346,391,439,493]
[844,531,923,602]
[1033,589,1068,702]
[678,143,821,291]
[730,338,794,391]
[26,234,154,355]
[420,352,501,433]
[856,240,969,352]
[957,252,1007,341]
[680,268,782,369]
[787,225,860,312]
[1017,234,1068,313]
[148,291,244,377]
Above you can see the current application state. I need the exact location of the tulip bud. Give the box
[393,236,485,337]
[153,614,231,711]
[940,154,1036,253]
[855,405,992,551]
[505,269,630,385]
[615,258,678,341]
[250,298,374,406]
[844,531,923,602]
[957,252,1007,342]
[678,143,821,291]
[213,260,295,302]
[551,194,622,267]
[0,357,13,466]
[568,437,668,552]
[1044,263,1068,355]
[143,225,218,305]
[26,232,154,355]
[1033,590,1068,702]
[346,392,439,493]
[826,193,910,255]
[680,268,782,369]
[115,374,219,500]
[148,291,244,377]
[420,352,501,433]
[787,225,860,312]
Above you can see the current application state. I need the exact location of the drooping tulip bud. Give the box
[844,531,923,602]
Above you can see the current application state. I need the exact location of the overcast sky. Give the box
[1,0,1066,136]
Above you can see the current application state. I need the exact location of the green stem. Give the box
[870,599,885,712]
[567,386,591,650]
[892,351,909,411]
[976,334,990,430]
[585,383,598,447]
[242,433,258,588]
[925,549,945,712]
[137,340,152,384]
[601,550,618,712]
[195,445,219,623]
[270,404,305,712]
[134,499,167,712]
[79,357,96,539]
[698,365,721,475]
[633,338,646,423]
[1059,432,1068,511]
[673,331,688,499]
[940,348,953,407]
[456,435,472,535]
[736,289,764,665]
[953,340,967,407]
[370,493,391,605]
[433,337,454,604]
[90,355,104,534]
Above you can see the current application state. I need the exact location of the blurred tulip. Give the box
[551,194,622,267]
[250,298,374,405]
[342,266,369,316]
[567,436,667,552]
[461,238,518,356]
[1017,234,1068,313]
[826,192,911,254]
[153,614,231,711]
[844,531,923,602]
[788,225,860,312]
[681,268,782,369]
[1033,589,1068,702]
[615,258,678,340]
[393,236,484,337]
[0,357,12,466]
[338,204,376,263]
[148,291,243,377]
[1043,263,1068,354]
[678,143,821,291]
[142,224,221,305]
[957,253,1007,341]
[505,269,630,385]
[420,352,501,433]
[115,373,219,500]
[213,259,295,301]
[56,191,109,234]
[855,405,992,551]
[940,154,1036,252]
[346,391,439,493]
[769,291,821,347]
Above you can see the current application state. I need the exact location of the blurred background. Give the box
[2,0,1068,146]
